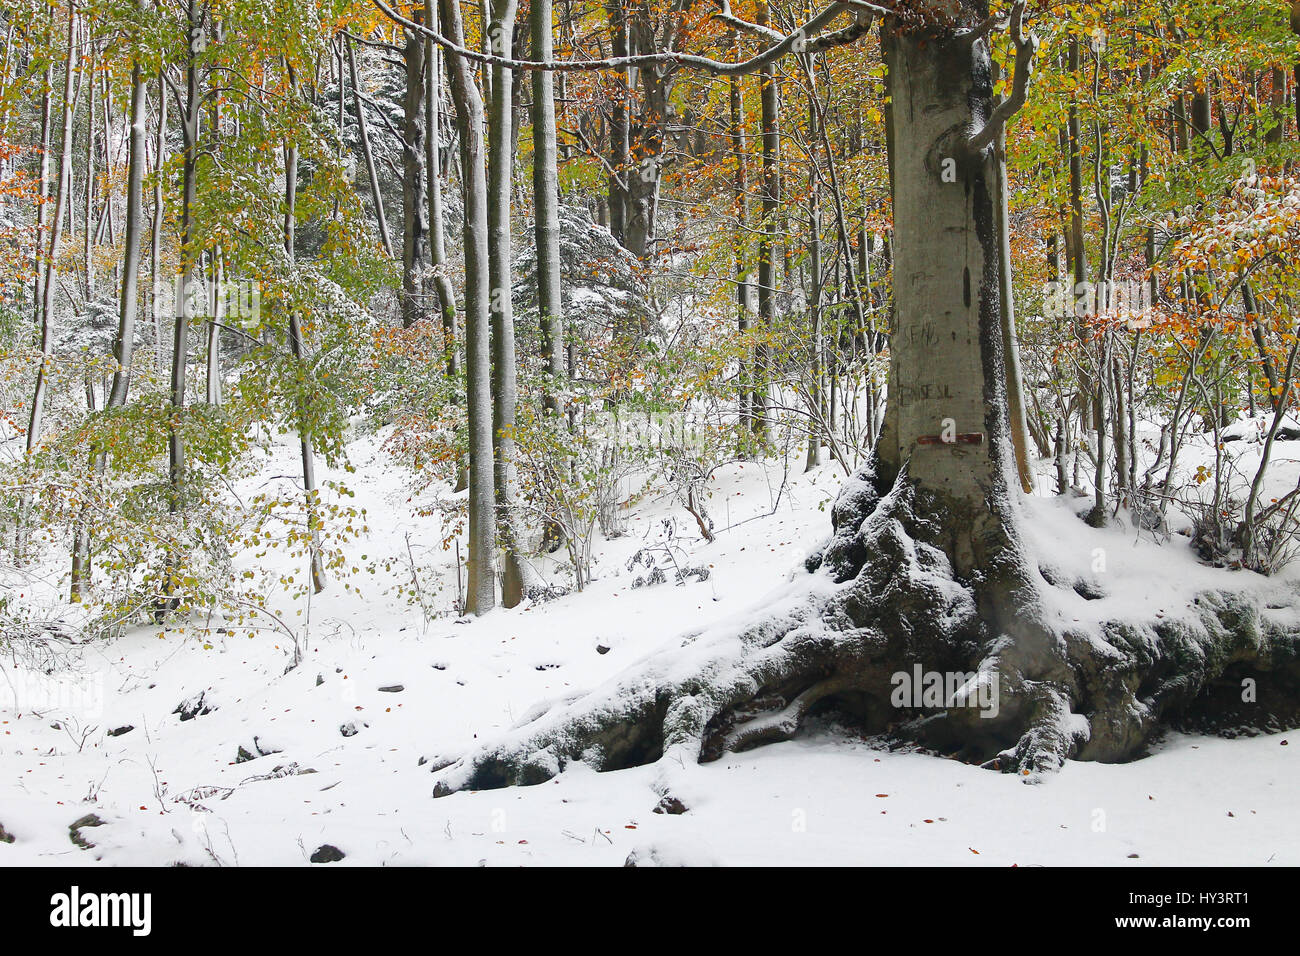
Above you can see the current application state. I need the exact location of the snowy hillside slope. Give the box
[1,423,1297,866]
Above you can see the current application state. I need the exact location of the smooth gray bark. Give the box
[876,12,1016,573]
[804,55,823,471]
[487,0,534,608]
[31,30,51,352]
[440,0,497,615]
[425,7,459,375]
[729,70,752,436]
[753,47,778,440]
[991,58,1034,495]
[27,4,77,455]
[161,0,203,613]
[151,71,167,377]
[108,55,147,410]
[402,12,431,328]
[531,0,563,413]
[284,136,325,594]
[74,22,149,603]
[346,36,394,259]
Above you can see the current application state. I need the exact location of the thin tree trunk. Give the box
[82,37,95,306]
[605,0,628,244]
[162,0,203,614]
[488,0,533,608]
[284,136,325,594]
[532,0,567,552]
[203,90,223,405]
[28,2,77,455]
[346,35,394,259]
[728,69,752,440]
[402,12,431,328]
[151,70,167,377]
[532,0,563,414]
[804,54,823,471]
[754,7,779,440]
[73,34,149,602]
[108,52,147,409]
[31,34,52,352]
[425,5,458,374]
[440,0,497,614]
[205,249,222,404]
[992,58,1035,494]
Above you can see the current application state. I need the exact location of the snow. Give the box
[1,425,1298,866]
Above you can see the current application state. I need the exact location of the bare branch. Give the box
[713,0,783,42]
[372,0,875,77]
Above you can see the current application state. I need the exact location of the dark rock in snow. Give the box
[596,644,611,655]
[653,795,688,815]
[340,722,359,738]
[1072,579,1105,601]
[69,814,106,849]
[174,690,216,721]
[310,844,345,863]
[236,736,282,762]
[378,684,404,693]
[107,725,134,737]
[423,755,456,774]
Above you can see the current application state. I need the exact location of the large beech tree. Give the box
[365,0,1300,790]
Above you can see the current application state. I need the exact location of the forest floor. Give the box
[1,419,1298,865]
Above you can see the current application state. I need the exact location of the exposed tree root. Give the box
[431,460,1300,796]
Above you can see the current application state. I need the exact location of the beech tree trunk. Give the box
[161,0,203,614]
[27,3,77,455]
[487,0,535,608]
[753,26,778,441]
[151,71,167,377]
[31,21,51,357]
[604,0,628,244]
[284,135,326,595]
[803,53,823,472]
[728,70,752,437]
[531,0,563,414]
[406,3,1300,799]
[346,35,394,259]
[72,34,150,602]
[425,7,458,373]
[108,51,146,410]
[872,13,1016,567]
[402,10,431,329]
[440,0,497,615]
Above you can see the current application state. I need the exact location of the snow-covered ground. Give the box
[1,424,1297,866]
